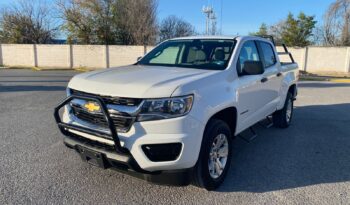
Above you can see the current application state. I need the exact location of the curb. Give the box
[300,76,350,83]
[2,66,93,72]
[329,79,350,83]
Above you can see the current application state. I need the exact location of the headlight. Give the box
[137,95,194,121]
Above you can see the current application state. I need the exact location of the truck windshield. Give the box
[137,39,236,70]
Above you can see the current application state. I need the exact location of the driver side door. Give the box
[235,40,269,133]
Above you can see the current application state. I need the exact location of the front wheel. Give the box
[273,92,294,128]
[192,119,232,190]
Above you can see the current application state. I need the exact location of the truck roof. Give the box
[172,35,238,40]
[171,35,271,42]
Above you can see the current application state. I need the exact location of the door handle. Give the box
[276,72,283,77]
[261,77,268,83]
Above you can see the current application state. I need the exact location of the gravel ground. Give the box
[0,69,349,205]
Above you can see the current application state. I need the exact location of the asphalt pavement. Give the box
[0,69,349,204]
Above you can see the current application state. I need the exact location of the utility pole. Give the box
[220,0,223,34]
[202,5,213,35]
[210,12,217,35]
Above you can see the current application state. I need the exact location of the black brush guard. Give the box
[53,94,192,185]
[53,94,128,154]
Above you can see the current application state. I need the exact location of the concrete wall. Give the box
[0,44,151,69]
[306,47,349,72]
[0,44,350,73]
[109,46,144,67]
[276,46,350,73]
[1,44,34,67]
[72,45,106,68]
[36,45,70,68]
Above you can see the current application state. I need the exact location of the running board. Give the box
[238,127,258,143]
[238,117,274,142]
[258,116,274,128]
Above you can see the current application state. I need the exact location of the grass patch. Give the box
[299,71,350,83]
[329,79,350,83]
[299,77,328,81]
[74,67,92,72]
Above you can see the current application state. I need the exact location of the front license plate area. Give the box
[77,146,107,169]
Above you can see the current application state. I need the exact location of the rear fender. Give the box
[277,71,298,110]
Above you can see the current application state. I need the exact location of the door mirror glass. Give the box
[242,61,264,75]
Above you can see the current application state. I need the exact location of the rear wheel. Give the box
[273,92,294,128]
[192,119,232,190]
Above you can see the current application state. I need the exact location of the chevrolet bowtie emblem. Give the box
[84,101,101,113]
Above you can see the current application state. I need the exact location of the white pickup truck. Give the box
[54,35,298,190]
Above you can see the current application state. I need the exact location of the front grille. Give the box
[69,89,140,133]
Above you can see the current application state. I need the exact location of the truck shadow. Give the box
[218,103,350,193]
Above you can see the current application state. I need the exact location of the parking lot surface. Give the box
[0,69,349,205]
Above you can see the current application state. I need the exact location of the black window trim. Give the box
[256,40,277,69]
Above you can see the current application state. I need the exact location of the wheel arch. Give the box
[278,83,298,110]
[288,84,297,99]
[205,107,238,137]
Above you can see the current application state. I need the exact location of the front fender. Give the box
[172,71,239,129]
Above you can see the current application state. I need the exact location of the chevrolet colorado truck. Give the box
[54,36,298,190]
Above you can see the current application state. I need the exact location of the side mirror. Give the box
[242,61,264,75]
[137,56,142,61]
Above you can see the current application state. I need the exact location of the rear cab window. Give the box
[258,41,277,68]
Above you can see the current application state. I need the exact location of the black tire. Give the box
[192,119,232,190]
[273,92,294,128]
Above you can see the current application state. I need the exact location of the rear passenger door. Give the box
[256,41,282,115]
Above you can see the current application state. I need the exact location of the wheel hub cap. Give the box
[286,99,293,123]
[208,134,229,179]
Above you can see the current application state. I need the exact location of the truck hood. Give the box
[68,65,216,98]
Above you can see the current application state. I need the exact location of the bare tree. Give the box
[0,0,58,44]
[268,20,286,45]
[159,15,196,42]
[323,0,350,46]
[312,26,326,46]
[116,0,158,45]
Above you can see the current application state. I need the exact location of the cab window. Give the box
[258,41,276,68]
[138,39,236,70]
[237,41,260,75]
